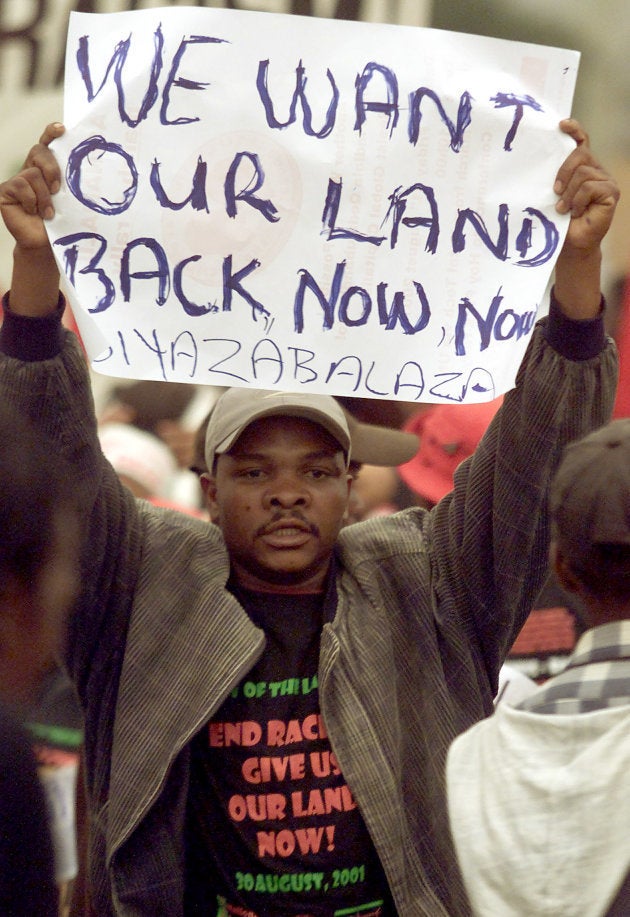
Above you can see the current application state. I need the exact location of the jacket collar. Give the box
[106,518,265,859]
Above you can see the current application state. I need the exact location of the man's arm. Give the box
[0,123,143,702]
[428,120,619,701]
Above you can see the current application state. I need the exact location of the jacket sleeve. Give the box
[0,294,144,706]
[428,291,618,692]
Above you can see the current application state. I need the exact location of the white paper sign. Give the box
[48,6,579,403]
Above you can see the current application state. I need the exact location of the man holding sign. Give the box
[0,112,619,915]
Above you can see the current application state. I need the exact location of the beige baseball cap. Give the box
[205,388,352,470]
[204,388,420,472]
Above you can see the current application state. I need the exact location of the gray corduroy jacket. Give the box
[0,297,617,915]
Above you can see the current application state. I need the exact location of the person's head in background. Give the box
[99,378,223,468]
[99,379,198,467]
[549,417,630,626]
[98,421,178,501]
[190,395,420,525]
[0,403,79,712]
[398,397,504,508]
[341,408,419,522]
[99,379,195,434]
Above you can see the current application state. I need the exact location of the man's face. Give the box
[201,416,352,593]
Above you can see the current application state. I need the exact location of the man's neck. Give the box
[234,582,324,596]
[229,564,329,596]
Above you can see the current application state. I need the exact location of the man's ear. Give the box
[339,466,354,521]
[200,473,220,524]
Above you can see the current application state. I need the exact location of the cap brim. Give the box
[344,412,419,466]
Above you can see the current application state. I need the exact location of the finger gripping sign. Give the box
[49,6,579,403]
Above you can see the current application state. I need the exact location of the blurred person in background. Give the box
[447,418,630,917]
[99,379,222,512]
[398,398,504,510]
[611,275,630,419]
[98,420,205,517]
[0,401,79,916]
[24,660,83,914]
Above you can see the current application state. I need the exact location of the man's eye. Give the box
[238,468,264,479]
[307,468,330,479]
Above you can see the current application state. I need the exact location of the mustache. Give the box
[255,511,319,538]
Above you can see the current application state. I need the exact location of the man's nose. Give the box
[265,473,309,508]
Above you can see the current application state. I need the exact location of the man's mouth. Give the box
[257,516,318,546]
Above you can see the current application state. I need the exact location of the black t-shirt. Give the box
[185,583,396,916]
